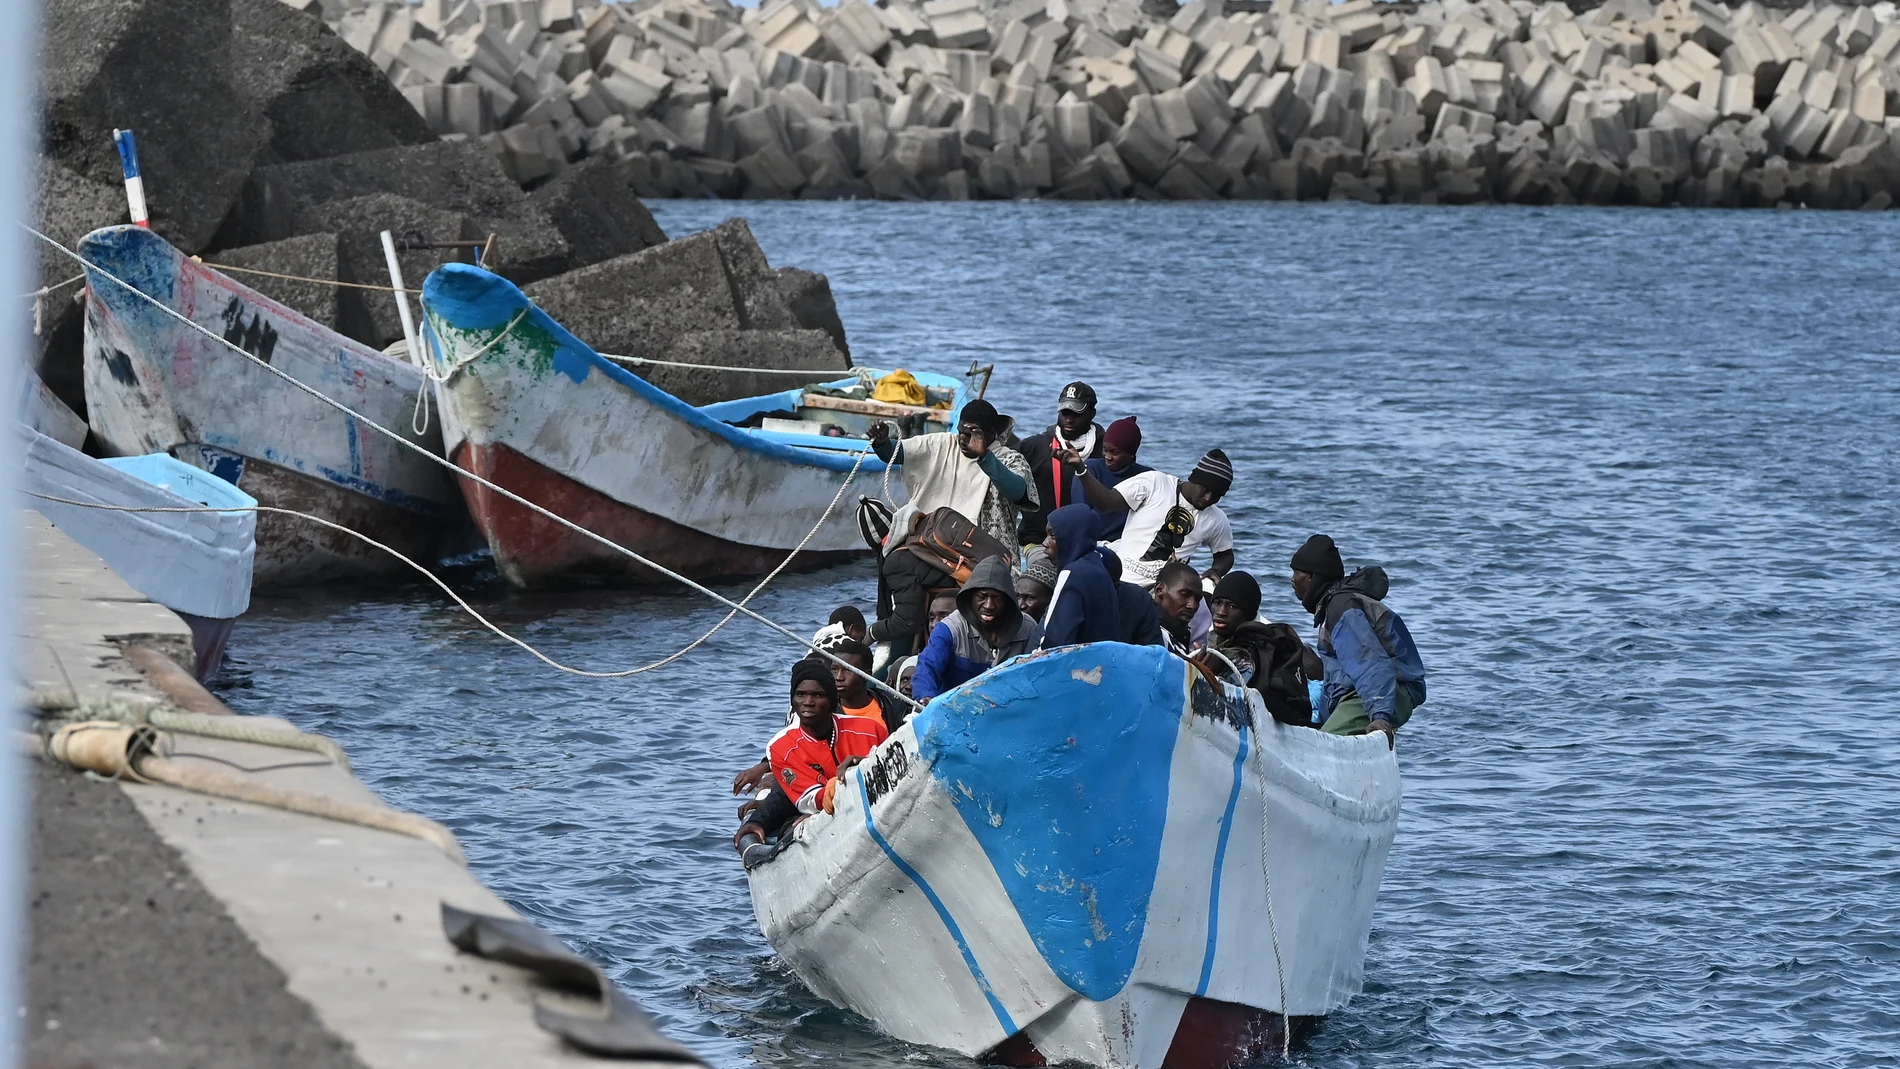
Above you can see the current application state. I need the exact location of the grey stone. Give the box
[32,160,128,418]
[230,0,435,166]
[771,266,852,360]
[227,140,569,284]
[525,155,668,270]
[290,193,475,347]
[646,328,849,405]
[207,233,359,336]
[40,0,268,252]
[522,228,745,366]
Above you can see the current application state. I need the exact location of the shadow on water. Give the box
[219,202,1900,1069]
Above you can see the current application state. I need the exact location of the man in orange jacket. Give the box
[769,657,888,815]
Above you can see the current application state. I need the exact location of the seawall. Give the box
[17,510,697,1068]
[304,0,1900,208]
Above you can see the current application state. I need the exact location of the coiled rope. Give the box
[31,690,350,769]
[30,225,918,709]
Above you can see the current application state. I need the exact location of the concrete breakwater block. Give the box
[41,0,267,252]
[278,0,1900,209]
[209,233,361,338]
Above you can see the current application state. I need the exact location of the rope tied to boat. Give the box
[32,225,918,708]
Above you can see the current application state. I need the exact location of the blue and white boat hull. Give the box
[747,644,1402,1069]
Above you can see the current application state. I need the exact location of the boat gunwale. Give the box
[421,262,897,477]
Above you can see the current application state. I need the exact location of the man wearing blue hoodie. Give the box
[1039,504,1122,647]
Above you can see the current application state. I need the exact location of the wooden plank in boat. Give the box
[800,393,952,422]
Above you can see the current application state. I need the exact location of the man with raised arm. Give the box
[870,399,1036,560]
[1057,446,1236,588]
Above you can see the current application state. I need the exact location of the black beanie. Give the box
[959,398,1000,432]
[1291,534,1344,581]
[1210,571,1262,620]
[790,657,840,710]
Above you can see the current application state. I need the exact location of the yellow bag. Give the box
[871,369,925,406]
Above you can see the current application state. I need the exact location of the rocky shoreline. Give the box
[296,0,1900,208]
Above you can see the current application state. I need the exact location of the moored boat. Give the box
[20,424,256,679]
[77,224,463,587]
[420,262,967,588]
[745,643,1402,1069]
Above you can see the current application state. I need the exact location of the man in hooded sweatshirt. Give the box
[912,555,1043,701]
[1289,535,1427,746]
[1039,503,1122,647]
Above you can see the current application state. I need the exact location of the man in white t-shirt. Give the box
[1058,446,1237,588]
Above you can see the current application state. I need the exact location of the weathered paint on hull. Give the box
[985,999,1317,1069]
[206,450,447,587]
[422,263,884,589]
[452,441,861,588]
[748,645,1403,1069]
[76,225,463,588]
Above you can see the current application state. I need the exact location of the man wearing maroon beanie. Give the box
[1075,416,1152,541]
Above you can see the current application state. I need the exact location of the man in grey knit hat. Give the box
[1060,445,1236,588]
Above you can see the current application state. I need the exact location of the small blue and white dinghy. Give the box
[20,424,256,679]
[746,643,1402,1069]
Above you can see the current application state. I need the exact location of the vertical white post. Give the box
[3,2,43,1062]
[379,230,424,371]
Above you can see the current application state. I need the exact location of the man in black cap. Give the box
[1289,535,1427,747]
[1062,445,1236,588]
[870,398,1036,559]
[1015,381,1106,549]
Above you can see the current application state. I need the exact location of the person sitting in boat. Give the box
[1151,560,1204,653]
[811,605,868,650]
[1039,504,1122,648]
[1196,571,1318,726]
[924,591,957,636]
[869,399,1036,561]
[912,556,1043,702]
[1289,535,1427,747]
[770,658,890,815]
[1102,549,1163,646]
[829,639,909,735]
[893,655,920,700]
[870,506,953,669]
[1015,548,1058,623]
[1014,381,1106,549]
[1070,415,1151,542]
[1060,446,1236,589]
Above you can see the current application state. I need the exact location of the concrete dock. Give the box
[18,510,695,1069]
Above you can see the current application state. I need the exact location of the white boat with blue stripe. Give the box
[746,643,1402,1069]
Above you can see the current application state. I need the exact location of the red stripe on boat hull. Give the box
[981,998,1318,1069]
[453,441,864,588]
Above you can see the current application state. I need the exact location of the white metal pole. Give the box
[379,230,423,370]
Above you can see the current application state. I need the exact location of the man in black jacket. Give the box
[870,507,953,669]
[1016,381,1105,548]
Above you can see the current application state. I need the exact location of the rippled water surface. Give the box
[217,202,1900,1068]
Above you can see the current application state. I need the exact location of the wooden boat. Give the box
[77,225,463,587]
[420,262,966,589]
[20,425,255,679]
[745,643,1402,1069]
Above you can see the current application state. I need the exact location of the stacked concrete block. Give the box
[287,0,1900,209]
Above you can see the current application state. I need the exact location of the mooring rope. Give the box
[25,458,867,682]
[28,225,919,708]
